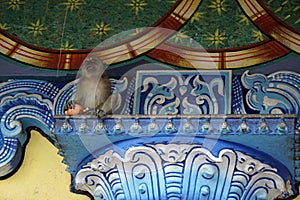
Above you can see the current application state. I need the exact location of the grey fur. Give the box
[74,56,113,115]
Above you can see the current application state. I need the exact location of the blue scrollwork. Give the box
[242,71,300,125]
[138,76,177,114]
[0,79,57,177]
[191,76,225,114]
[0,79,59,100]
[0,93,54,137]
[134,71,232,115]
[53,80,78,115]
[75,142,293,200]
[0,138,19,177]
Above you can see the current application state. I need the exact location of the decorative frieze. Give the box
[54,114,295,136]
[75,143,294,199]
[0,70,299,199]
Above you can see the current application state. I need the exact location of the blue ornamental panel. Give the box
[231,75,246,114]
[242,70,300,125]
[74,137,294,200]
[0,138,20,177]
[54,114,296,180]
[0,80,58,177]
[0,70,300,199]
[133,70,232,115]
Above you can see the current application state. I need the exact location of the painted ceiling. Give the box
[0,0,299,71]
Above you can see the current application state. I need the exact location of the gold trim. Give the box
[238,0,300,53]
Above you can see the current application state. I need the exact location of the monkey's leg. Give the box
[97,94,120,117]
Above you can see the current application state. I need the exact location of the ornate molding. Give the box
[148,40,291,69]
[237,0,300,53]
[0,80,58,177]
[0,70,299,199]
[0,138,20,177]
[54,114,297,190]
[0,0,202,69]
[75,143,293,199]
[55,114,295,136]
[242,70,300,125]
[133,70,232,115]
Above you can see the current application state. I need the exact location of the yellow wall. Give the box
[0,131,89,200]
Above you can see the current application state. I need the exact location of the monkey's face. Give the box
[80,56,107,78]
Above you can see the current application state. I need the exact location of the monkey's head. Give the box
[80,56,107,78]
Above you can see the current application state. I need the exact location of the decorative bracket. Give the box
[74,139,294,199]
[0,70,300,199]
[0,80,58,177]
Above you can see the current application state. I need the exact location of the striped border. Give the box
[1,0,298,70]
[0,31,88,70]
[147,40,291,69]
[0,0,201,70]
[237,0,300,53]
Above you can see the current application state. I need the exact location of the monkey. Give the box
[64,56,114,117]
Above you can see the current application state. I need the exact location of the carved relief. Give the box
[0,80,57,177]
[242,71,300,125]
[133,71,232,115]
[75,144,293,200]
